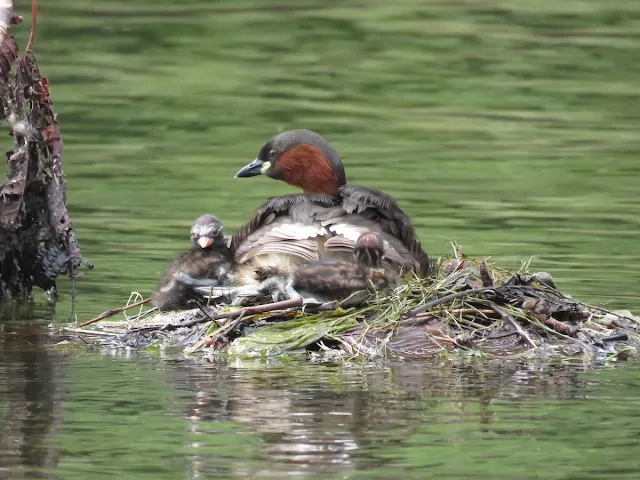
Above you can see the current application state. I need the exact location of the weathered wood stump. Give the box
[0,1,92,302]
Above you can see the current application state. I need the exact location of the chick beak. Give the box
[235,158,267,178]
[197,236,214,249]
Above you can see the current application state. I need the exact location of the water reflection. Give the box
[0,322,64,479]
[167,357,595,479]
[1,325,639,479]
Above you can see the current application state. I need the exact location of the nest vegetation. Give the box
[70,244,640,364]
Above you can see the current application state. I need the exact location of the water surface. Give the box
[8,0,636,319]
[2,326,640,479]
[2,0,640,478]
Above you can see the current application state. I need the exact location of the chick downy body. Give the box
[285,232,399,304]
[152,214,233,311]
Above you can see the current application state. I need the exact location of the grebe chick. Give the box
[152,214,233,311]
[283,232,399,304]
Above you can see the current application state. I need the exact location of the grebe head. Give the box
[235,129,347,194]
[353,232,385,267]
[190,214,224,250]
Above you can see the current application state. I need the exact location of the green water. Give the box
[3,329,640,479]
[2,0,640,477]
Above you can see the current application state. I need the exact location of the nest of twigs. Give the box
[70,246,640,363]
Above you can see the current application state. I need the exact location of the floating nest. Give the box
[69,246,640,363]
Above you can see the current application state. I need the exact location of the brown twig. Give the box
[414,308,495,318]
[543,317,578,336]
[454,316,489,330]
[403,308,496,329]
[64,327,119,337]
[204,309,261,348]
[407,286,496,316]
[131,298,304,333]
[178,297,303,329]
[487,304,537,349]
[187,300,222,328]
[78,298,152,327]
[218,309,247,336]
[25,0,35,51]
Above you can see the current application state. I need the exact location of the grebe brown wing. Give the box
[230,189,431,276]
[231,194,339,264]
